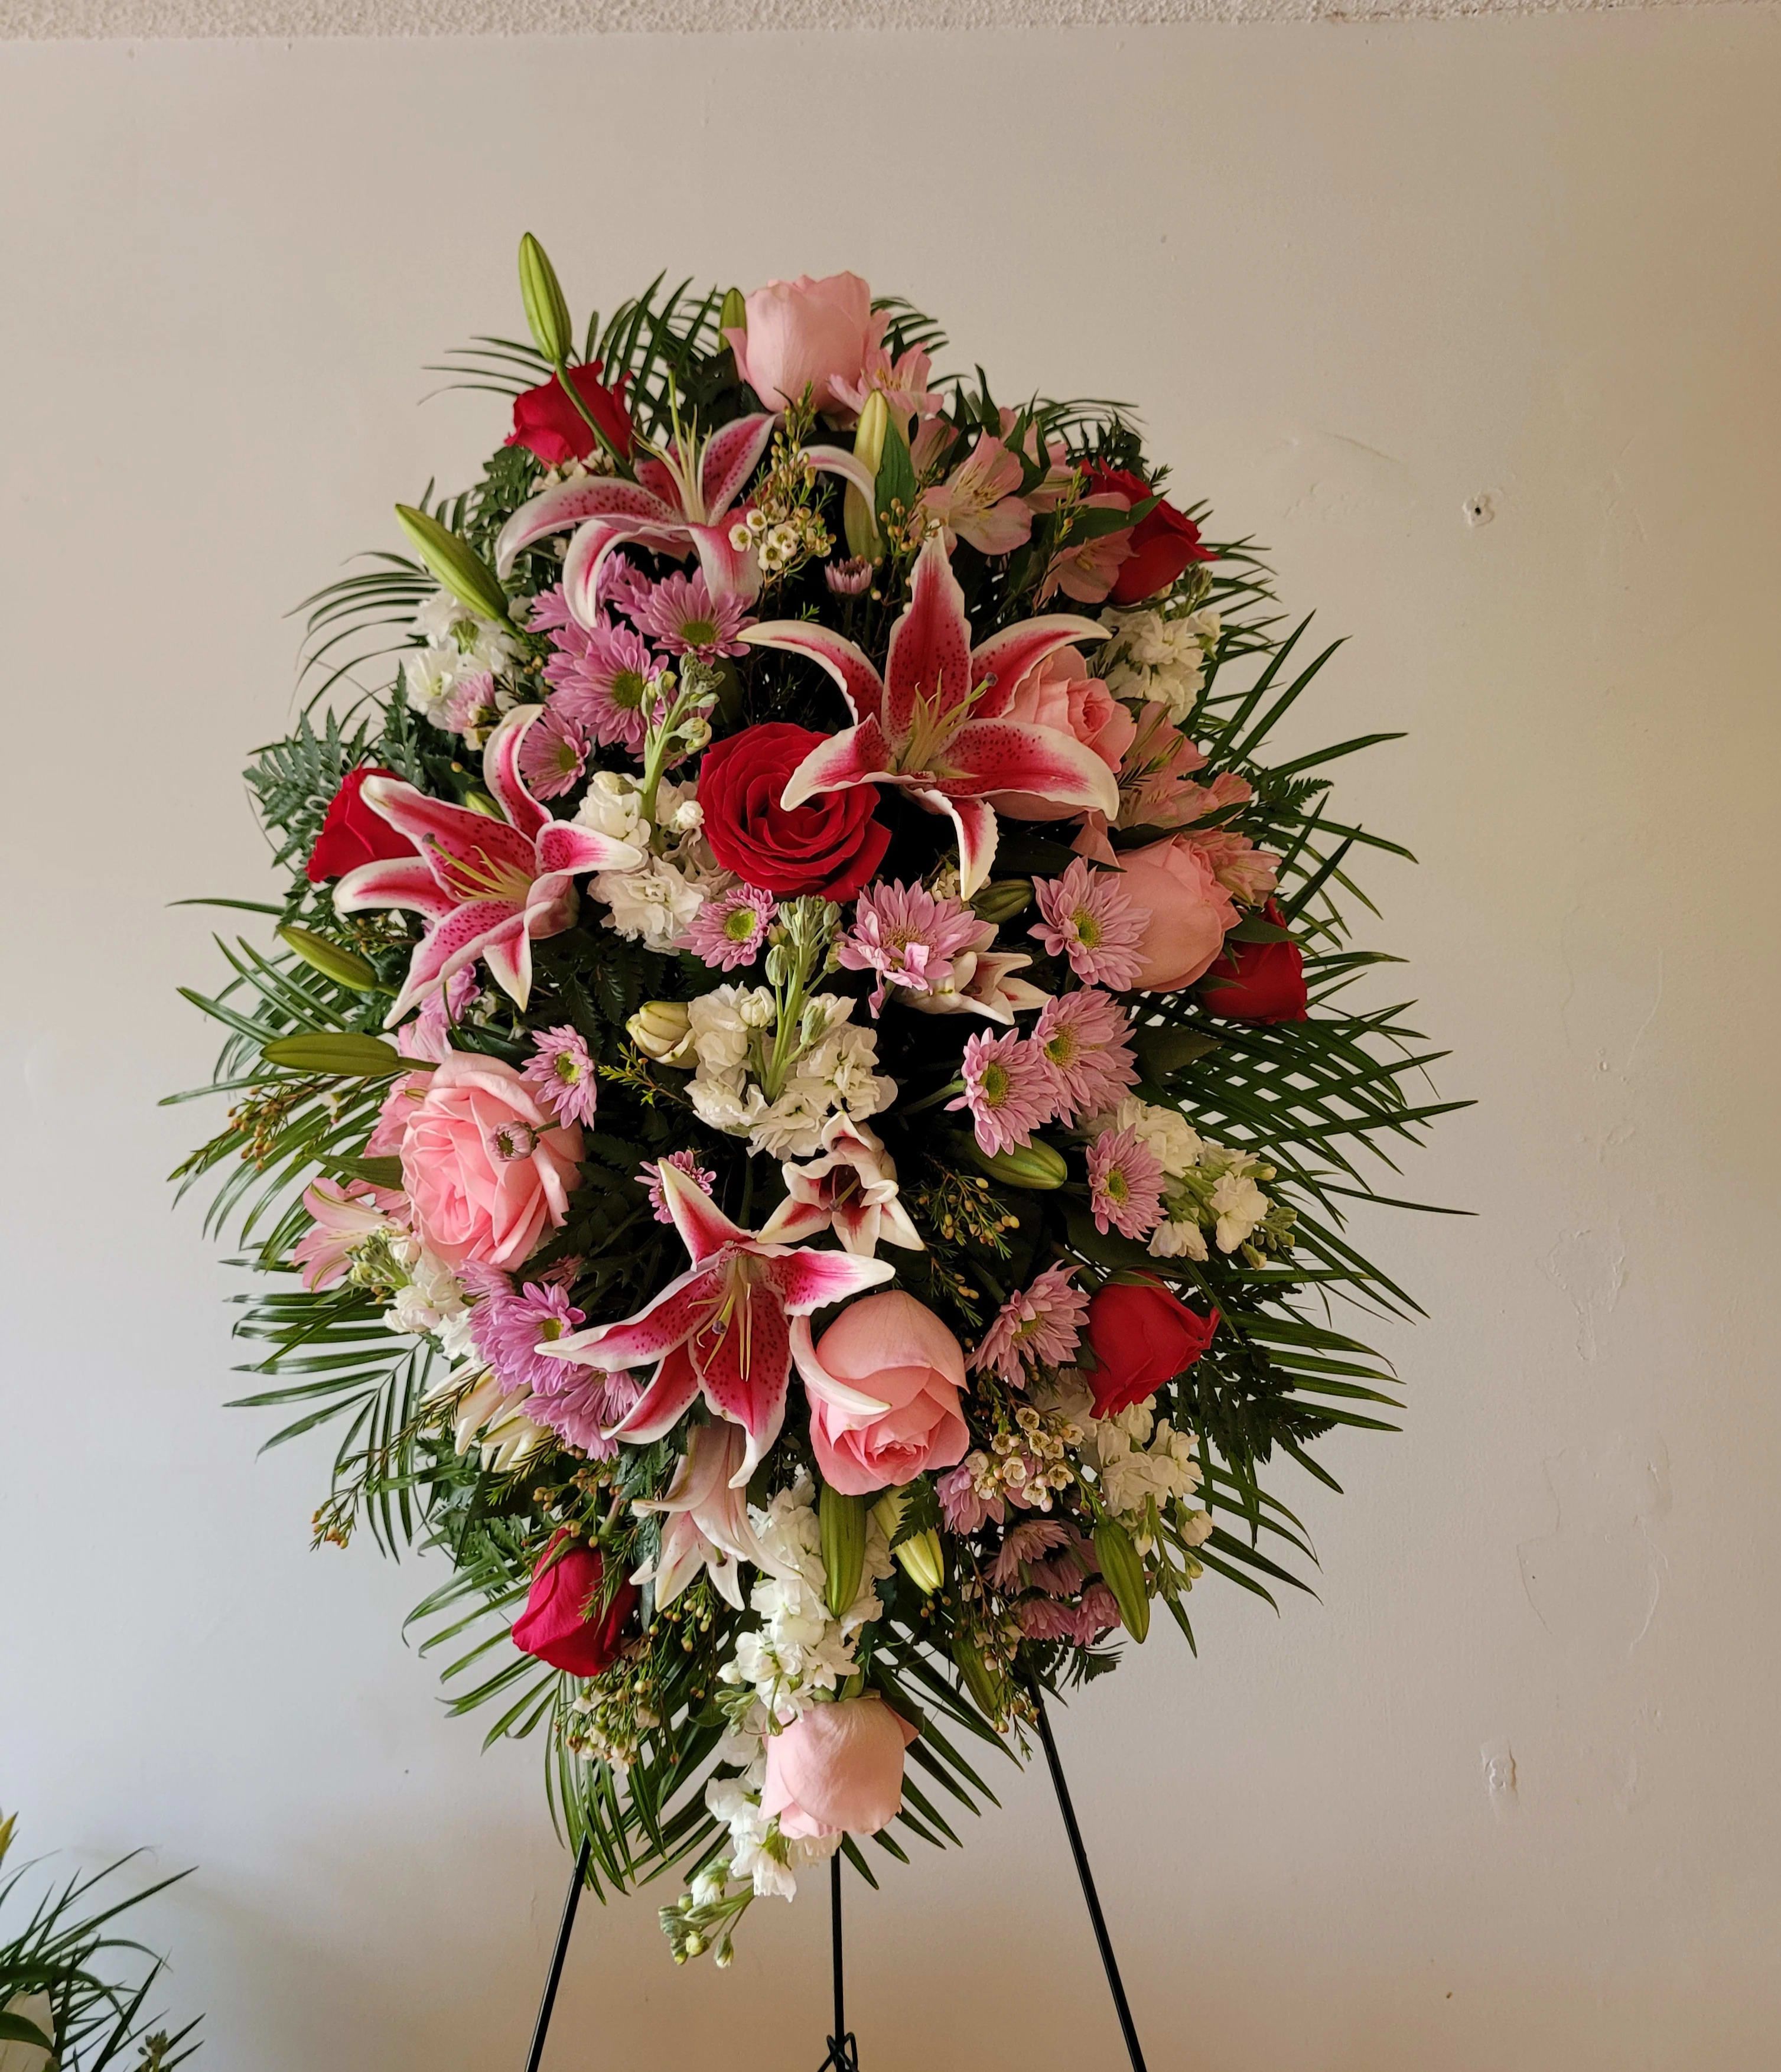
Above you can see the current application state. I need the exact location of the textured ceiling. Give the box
[1,0,1737,36]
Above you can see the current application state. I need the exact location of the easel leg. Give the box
[1028,1684,1150,2072]
[821,1851,859,2070]
[523,1834,591,2072]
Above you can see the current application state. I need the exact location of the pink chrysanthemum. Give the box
[989,1520,1074,1593]
[523,1366,641,1462]
[1031,990,1138,1125]
[522,1026,599,1129]
[838,880,992,1014]
[542,613,659,757]
[825,557,873,596]
[1031,858,1148,990]
[679,884,777,972]
[517,702,591,801]
[971,1263,1090,1385]
[948,1029,1059,1157]
[465,1268,586,1398]
[627,571,751,659]
[1086,1124,1167,1240]
[436,671,502,740]
[637,1150,717,1225]
[937,1462,1004,1535]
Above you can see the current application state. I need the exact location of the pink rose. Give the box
[793,1291,971,1496]
[988,649,1138,821]
[760,1694,919,1840]
[1101,833,1238,991]
[726,272,880,415]
[398,1049,583,1270]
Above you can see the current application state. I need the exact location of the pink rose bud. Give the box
[793,1291,971,1497]
[725,271,880,415]
[760,1695,919,1840]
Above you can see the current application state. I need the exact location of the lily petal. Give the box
[535,819,644,877]
[332,854,456,923]
[757,1196,835,1247]
[914,788,1000,899]
[800,443,880,504]
[386,901,525,1022]
[544,1259,719,1371]
[739,619,886,726]
[970,614,1110,718]
[939,718,1121,820]
[658,1157,750,1266]
[768,1246,896,1315]
[562,515,686,627]
[484,709,550,843]
[700,412,780,519]
[692,1287,790,1487]
[357,778,537,896]
[780,718,896,809]
[883,531,972,743]
[607,1344,704,1444]
[478,920,533,1011]
[494,477,679,575]
[689,521,763,604]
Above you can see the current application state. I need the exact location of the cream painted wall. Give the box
[2,15,1779,2070]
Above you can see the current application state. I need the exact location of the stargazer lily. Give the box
[335,706,642,1023]
[631,1420,766,1611]
[739,532,1118,896]
[493,412,874,617]
[538,1160,892,1484]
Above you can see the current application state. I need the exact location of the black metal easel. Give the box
[522,1687,1146,2071]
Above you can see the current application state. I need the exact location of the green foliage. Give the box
[0,1819,199,2069]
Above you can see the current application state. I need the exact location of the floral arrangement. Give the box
[173,245,1454,1964]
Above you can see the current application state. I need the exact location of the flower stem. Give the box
[901,1076,964,1117]
[552,356,630,474]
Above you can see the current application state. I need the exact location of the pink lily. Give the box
[739,532,1118,896]
[334,707,642,1024]
[492,413,874,620]
[631,1420,765,1611]
[538,1160,892,1484]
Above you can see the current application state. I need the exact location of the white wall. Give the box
[3,15,1779,2069]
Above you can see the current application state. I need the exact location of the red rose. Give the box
[1083,463,1213,606]
[1085,1279,1218,1419]
[510,1533,639,1679]
[699,723,891,901]
[1200,900,1308,1023]
[505,362,634,468]
[304,766,414,884]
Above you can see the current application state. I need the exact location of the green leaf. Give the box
[875,411,917,528]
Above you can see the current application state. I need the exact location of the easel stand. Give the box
[523,1686,1147,2072]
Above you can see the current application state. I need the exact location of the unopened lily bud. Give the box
[894,1528,945,1595]
[627,1000,693,1064]
[962,1134,1068,1190]
[278,923,385,993]
[844,390,889,563]
[1093,1518,1151,1644]
[970,879,1033,926]
[719,286,747,341]
[394,505,513,628]
[517,232,574,367]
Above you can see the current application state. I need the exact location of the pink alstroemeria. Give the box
[919,434,1033,557]
[538,1160,893,1484]
[492,414,874,620]
[740,532,1119,896]
[334,707,643,1023]
[631,1420,766,1611]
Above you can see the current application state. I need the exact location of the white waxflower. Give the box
[596,854,704,949]
[577,769,649,845]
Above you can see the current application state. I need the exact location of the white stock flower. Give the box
[1085,1406,1207,1549]
[1101,605,1220,723]
[1085,1096,1204,1179]
[576,769,649,845]
[596,854,704,949]
[1210,1170,1269,1254]
[1149,1217,1210,1261]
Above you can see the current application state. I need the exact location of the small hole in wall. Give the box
[1464,493,1496,528]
